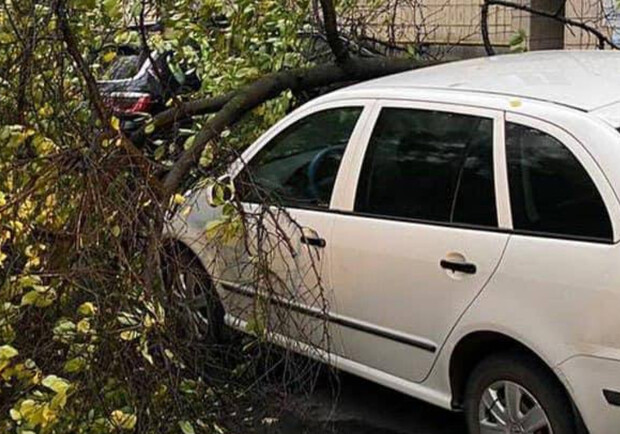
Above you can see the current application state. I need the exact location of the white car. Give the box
[169,51,620,434]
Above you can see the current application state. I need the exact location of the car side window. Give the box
[239,107,363,209]
[355,108,497,227]
[506,123,612,241]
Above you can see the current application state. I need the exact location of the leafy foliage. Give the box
[0,0,320,432]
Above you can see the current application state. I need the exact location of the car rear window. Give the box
[506,123,612,241]
[103,55,142,80]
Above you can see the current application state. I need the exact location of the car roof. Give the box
[348,50,620,112]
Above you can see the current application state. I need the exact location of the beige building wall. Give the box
[564,0,614,49]
[349,0,616,53]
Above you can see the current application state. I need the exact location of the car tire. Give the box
[464,351,577,434]
[162,245,225,345]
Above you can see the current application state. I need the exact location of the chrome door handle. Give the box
[440,259,477,275]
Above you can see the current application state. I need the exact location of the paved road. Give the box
[271,371,467,434]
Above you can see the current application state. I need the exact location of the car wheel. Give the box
[162,246,225,345]
[464,351,577,434]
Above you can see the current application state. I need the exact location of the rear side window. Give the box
[355,108,497,227]
[506,123,612,241]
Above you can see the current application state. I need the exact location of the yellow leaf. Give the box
[111,225,121,237]
[77,302,97,317]
[110,410,137,430]
[181,206,192,217]
[120,330,139,341]
[111,117,121,131]
[50,390,68,410]
[42,375,71,394]
[509,99,522,108]
[172,194,186,205]
[0,345,18,360]
[103,51,117,63]
[18,399,37,418]
[76,318,91,334]
[20,291,39,306]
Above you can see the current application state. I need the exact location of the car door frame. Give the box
[333,98,510,229]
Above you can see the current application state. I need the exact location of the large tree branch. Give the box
[130,92,235,144]
[318,0,350,65]
[162,57,433,196]
[481,0,619,54]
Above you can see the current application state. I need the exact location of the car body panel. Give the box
[167,52,620,434]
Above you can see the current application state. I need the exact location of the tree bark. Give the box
[318,0,350,65]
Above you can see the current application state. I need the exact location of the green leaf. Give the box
[21,288,56,307]
[103,0,121,18]
[154,145,166,161]
[53,319,76,338]
[63,357,87,373]
[144,122,155,135]
[179,421,196,434]
[183,135,195,150]
[199,145,214,167]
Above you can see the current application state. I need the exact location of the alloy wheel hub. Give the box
[478,380,552,434]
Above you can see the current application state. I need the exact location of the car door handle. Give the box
[440,259,477,275]
[301,236,327,248]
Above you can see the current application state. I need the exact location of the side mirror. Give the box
[206,175,235,207]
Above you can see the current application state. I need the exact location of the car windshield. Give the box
[103,55,142,80]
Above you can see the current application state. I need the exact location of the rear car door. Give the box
[330,100,510,382]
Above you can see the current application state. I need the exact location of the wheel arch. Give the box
[449,329,589,433]
[449,331,563,407]
[161,235,212,271]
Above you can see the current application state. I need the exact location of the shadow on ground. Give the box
[261,371,466,434]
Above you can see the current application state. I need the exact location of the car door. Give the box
[215,101,373,349]
[329,100,510,382]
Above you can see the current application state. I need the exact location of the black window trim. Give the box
[238,202,615,245]
[234,102,617,246]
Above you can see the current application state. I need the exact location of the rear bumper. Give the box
[557,355,620,434]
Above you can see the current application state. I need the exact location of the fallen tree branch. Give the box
[130,92,235,144]
[162,56,433,196]
[481,0,619,54]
